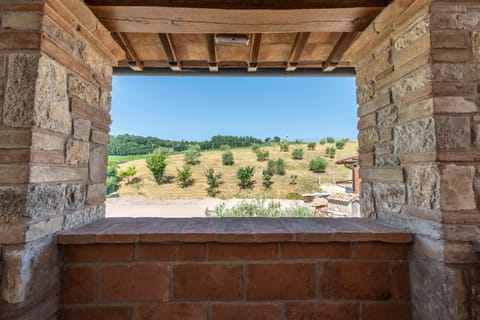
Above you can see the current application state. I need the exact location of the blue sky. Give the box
[111,76,358,142]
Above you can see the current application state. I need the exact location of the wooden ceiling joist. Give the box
[88,7,382,33]
[286,32,310,72]
[208,34,218,72]
[117,32,143,71]
[323,32,358,72]
[158,33,181,71]
[248,33,262,72]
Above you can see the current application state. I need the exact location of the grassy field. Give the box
[109,154,148,165]
[113,142,357,200]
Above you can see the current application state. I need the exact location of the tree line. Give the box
[108,134,264,155]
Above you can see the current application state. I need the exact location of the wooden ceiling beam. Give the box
[116,32,143,71]
[248,33,262,72]
[85,0,391,9]
[207,34,218,72]
[286,32,310,72]
[323,32,358,72]
[158,33,182,71]
[89,7,383,33]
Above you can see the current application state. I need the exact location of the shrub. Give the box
[204,168,223,197]
[107,163,118,176]
[250,143,260,151]
[319,138,327,145]
[262,169,274,189]
[146,152,167,184]
[326,137,335,143]
[292,148,304,160]
[326,146,336,158]
[267,158,286,176]
[294,139,303,144]
[222,150,234,165]
[220,144,231,151]
[153,147,172,155]
[237,166,255,189]
[184,145,201,165]
[279,141,289,152]
[335,140,346,149]
[309,156,328,172]
[206,200,313,217]
[118,166,137,184]
[307,142,316,150]
[106,176,117,194]
[256,149,269,161]
[176,165,193,188]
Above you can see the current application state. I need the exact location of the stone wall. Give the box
[350,0,480,318]
[0,1,123,318]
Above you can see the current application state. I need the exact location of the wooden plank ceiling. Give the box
[85,0,391,73]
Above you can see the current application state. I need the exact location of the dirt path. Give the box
[106,196,309,218]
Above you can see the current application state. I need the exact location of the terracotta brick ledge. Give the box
[57,217,412,244]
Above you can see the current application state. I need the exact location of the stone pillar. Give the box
[0,1,123,318]
[351,0,480,319]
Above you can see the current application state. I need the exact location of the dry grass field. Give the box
[115,142,357,200]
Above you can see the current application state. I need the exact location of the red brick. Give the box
[318,262,391,300]
[211,303,282,320]
[173,264,243,301]
[353,243,408,260]
[99,264,169,302]
[281,243,351,259]
[361,302,411,320]
[59,306,133,320]
[137,243,206,261]
[247,263,315,300]
[392,262,410,300]
[286,302,359,320]
[61,266,96,304]
[63,244,134,262]
[208,243,278,261]
[136,303,207,320]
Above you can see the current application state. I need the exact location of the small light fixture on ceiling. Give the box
[214,34,250,45]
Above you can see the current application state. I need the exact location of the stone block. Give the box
[360,182,375,218]
[394,117,436,154]
[99,88,112,112]
[373,183,406,213]
[432,63,480,82]
[30,165,88,183]
[63,204,105,230]
[377,105,397,127]
[73,118,91,142]
[1,245,36,303]
[3,53,39,127]
[435,117,471,151]
[406,165,440,210]
[91,129,109,145]
[433,96,477,113]
[391,66,431,103]
[41,16,75,53]
[360,168,404,182]
[65,184,86,210]
[25,184,65,220]
[474,124,480,148]
[34,55,71,134]
[431,30,470,48]
[89,145,108,183]
[431,48,472,63]
[68,75,99,107]
[75,39,113,85]
[0,164,30,184]
[359,127,379,147]
[66,139,89,165]
[0,186,28,223]
[376,155,401,167]
[356,80,375,105]
[25,215,64,242]
[31,131,65,151]
[473,32,480,62]
[394,18,429,51]
[440,164,476,211]
[86,183,107,205]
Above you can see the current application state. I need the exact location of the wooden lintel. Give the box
[248,33,262,72]
[286,32,310,72]
[159,33,182,71]
[117,32,143,71]
[89,7,382,33]
[323,32,358,72]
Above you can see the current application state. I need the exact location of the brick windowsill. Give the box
[57,218,413,244]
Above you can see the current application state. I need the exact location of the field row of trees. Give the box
[109,134,350,156]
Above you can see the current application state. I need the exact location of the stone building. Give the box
[0,0,479,319]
